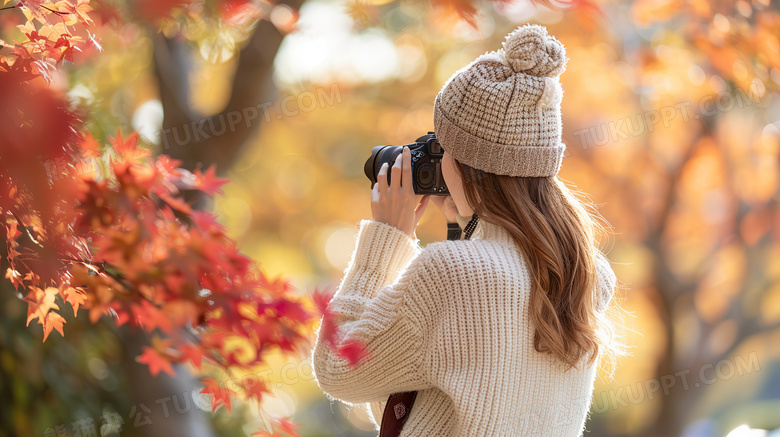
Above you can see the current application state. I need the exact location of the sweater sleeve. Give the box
[311,219,433,404]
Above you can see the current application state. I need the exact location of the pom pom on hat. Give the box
[500,23,568,78]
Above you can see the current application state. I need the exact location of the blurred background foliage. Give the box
[2,0,780,436]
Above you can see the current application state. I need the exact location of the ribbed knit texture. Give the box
[312,218,617,436]
[433,23,569,177]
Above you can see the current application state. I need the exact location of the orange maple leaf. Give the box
[5,267,23,290]
[200,377,236,413]
[109,128,150,164]
[79,131,102,159]
[131,300,174,334]
[242,374,270,402]
[60,286,87,315]
[179,344,205,369]
[41,311,65,341]
[24,286,60,327]
[137,346,175,376]
[194,165,228,196]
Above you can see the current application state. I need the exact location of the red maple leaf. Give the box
[336,336,370,367]
[273,298,311,325]
[311,286,339,345]
[194,165,228,196]
[155,155,182,177]
[179,344,205,369]
[190,210,226,233]
[311,285,335,316]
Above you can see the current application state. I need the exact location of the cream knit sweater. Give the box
[312,217,616,436]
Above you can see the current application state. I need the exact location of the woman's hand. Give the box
[431,196,459,223]
[371,147,431,237]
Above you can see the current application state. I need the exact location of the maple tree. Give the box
[0,1,351,435]
[3,109,317,433]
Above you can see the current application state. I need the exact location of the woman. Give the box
[312,23,620,436]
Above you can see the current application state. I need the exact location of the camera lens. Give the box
[415,162,435,189]
[364,145,403,186]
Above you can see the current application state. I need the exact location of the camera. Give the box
[363,132,450,196]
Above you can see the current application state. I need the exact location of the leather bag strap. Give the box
[378,391,418,437]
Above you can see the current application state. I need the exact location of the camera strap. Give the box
[378,215,480,437]
[446,222,462,241]
[462,214,480,240]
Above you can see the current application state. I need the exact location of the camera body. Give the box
[363,132,450,196]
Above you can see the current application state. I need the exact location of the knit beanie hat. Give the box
[433,23,569,177]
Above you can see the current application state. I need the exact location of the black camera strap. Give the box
[446,214,479,241]
[446,222,462,241]
[462,214,480,240]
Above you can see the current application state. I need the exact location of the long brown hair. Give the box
[455,160,620,370]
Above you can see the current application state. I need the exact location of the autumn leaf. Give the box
[137,346,175,376]
[241,375,270,402]
[194,165,228,196]
[179,344,205,369]
[311,286,339,345]
[200,377,236,413]
[190,210,227,233]
[274,299,311,325]
[23,286,60,328]
[109,128,150,164]
[336,336,370,367]
[5,268,23,290]
[131,300,175,334]
[60,286,87,315]
[311,285,335,316]
[58,0,95,26]
[155,155,182,177]
[41,311,66,341]
[79,131,102,159]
